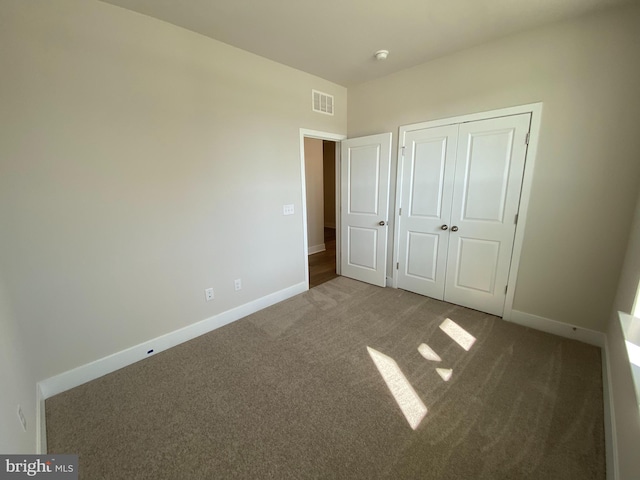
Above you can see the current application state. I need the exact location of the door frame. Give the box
[392,103,543,320]
[299,129,347,289]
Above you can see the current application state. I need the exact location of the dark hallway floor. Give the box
[309,227,337,288]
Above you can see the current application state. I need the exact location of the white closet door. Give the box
[397,125,458,298]
[340,133,392,287]
[444,113,531,316]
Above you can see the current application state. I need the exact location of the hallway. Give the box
[308,228,337,288]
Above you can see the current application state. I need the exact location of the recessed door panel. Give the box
[405,232,438,281]
[340,133,392,287]
[410,139,448,218]
[453,237,500,293]
[348,145,380,215]
[347,226,377,270]
[460,129,514,222]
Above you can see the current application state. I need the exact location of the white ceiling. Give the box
[99,0,633,86]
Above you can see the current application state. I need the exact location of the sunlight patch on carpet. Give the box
[436,368,453,382]
[418,343,442,362]
[367,346,427,430]
[440,318,476,351]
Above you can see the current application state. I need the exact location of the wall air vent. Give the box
[312,90,334,115]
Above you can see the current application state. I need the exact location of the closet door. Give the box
[396,125,458,298]
[444,114,531,316]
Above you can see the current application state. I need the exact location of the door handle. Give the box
[451,226,459,232]
[441,225,448,230]
[378,221,386,226]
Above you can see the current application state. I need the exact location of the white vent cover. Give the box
[312,90,334,115]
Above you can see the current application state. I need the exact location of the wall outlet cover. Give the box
[205,288,214,301]
[283,204,295,215]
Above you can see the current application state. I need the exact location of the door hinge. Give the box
[399,208,402,216]
[505,285,508,294]
[525,132,530,145]
[396,262,399,270]
[514,213,519,225]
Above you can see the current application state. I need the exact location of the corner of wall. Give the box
[36,383,47,454]
[601,337,619,480]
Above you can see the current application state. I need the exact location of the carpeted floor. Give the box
[46,277,605,479]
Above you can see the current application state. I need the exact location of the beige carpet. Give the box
[46,277,605,479]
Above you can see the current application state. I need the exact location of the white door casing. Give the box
[299,129,347,288]
[340,133,392,287]
[395,113,531,316]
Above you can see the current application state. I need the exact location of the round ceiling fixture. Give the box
[374,50,389,61]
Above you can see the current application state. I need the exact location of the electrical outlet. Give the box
[234,279,242,291]
[283,204,294,215]
[204,288,214,301]
[17,405,27,432]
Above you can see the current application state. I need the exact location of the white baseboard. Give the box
[601,340,619,480]
[308,244,326,255]
[38,281,307,399]
[36,383,46,454]
[508,310,605,347]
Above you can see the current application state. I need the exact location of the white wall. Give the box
[606,188,640,480]
[347,4,640,331]
[0,275,37,453]
[304,137,325,252]
[0,0,346,410]
[323,142,336,229]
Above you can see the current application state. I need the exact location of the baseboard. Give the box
[308,244,326,255]
[601,339,619,480]
[38,281,307,399]
[509,310,605,347]
[36,383,46,454]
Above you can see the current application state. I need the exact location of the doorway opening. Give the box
[304,138,338,288]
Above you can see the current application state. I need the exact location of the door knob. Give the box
[451,226,459,232]
[378,221,386,226]
[441,225,448,230]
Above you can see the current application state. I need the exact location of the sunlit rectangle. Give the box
[436,368,452,382]
[418,343,441,362]
[439,318,476,351]
[367,347,427,430]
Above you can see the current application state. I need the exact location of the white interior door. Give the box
[397,125,457,298]
[444,114,530,315]
[396,113,531,316]
[340,133,392,287]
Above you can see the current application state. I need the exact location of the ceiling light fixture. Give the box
[374,49,389,61]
